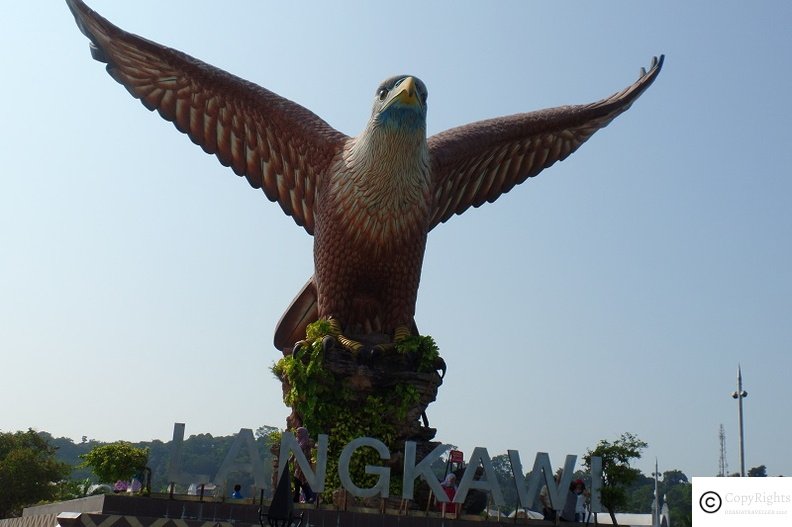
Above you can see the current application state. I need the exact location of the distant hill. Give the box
[40,427,277,494]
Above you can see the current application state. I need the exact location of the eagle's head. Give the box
[369,75,428,133]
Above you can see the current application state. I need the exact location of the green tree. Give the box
[748,465,767,477]
[255,426,279,441]
[81,442,149,484]
[490,453,519,513]
[665,480,691,527]
[624,474,654,513]
[0,430,70,518]
[582,432,647,525]
[662,469,688,486]
[51,479,106,501]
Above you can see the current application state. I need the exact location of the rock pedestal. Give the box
[274,332,446,485]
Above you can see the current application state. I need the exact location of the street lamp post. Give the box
[731,365,748,477]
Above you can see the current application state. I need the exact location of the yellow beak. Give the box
[383,76,420,109]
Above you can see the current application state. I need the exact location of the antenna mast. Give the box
[718,424,729,477]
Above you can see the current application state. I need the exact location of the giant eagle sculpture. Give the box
[66,0,664,353]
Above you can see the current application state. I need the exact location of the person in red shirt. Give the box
[439,473,458,514]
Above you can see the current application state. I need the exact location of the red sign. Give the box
[449,450,464,463]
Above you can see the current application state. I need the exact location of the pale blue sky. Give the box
[2,1,790,479]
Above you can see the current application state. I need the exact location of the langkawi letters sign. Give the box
[167,424,602,514]
[277,432,604,513]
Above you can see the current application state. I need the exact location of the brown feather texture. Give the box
[66,0,664,351]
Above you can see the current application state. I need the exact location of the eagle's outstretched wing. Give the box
[66,0,348,234]
[427,56,664,230]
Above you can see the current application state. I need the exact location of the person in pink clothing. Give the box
[439,473,458,514]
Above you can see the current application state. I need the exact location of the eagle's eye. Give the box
[377,87,389,101]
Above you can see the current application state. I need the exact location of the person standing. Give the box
[292,427,315,503]
[438,473,458,514]
[573,479,588,522]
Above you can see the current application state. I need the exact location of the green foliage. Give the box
[665,480,692,527]
[306,319,333,341]
[51,478,106,500]
[621,469,692,527]
[662,469,688,486]
[80,442,148,484]
[271,320,440,499]
[0,430,70,519]
[583,432,647,519]
[395,334,440,373]
[255,425,279,441]
[258,427,282,455]
[274,334,334,423]
[748,464,767,477]
[579,442,691,527]
[624,476,654,513]
[490,453,519,513]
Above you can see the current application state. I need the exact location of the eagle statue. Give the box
[66,0,664,353]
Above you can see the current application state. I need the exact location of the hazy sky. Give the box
[2,1,790,480]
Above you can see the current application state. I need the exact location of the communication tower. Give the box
[718,424,729,477]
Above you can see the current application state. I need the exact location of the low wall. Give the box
[23,497,106,518]
[0,513,58,527]
[18,496,558,527]
[53,512,549,527]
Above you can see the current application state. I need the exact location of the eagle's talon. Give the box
[324,317,367,353]
[327,318,343,336]
[375,342,398,354]
[394,325,411,343]
[322,335,336,353]
[336,334,364,354]
[359,346,377,363]
[435,357,447,379]
[292,340,307,357]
